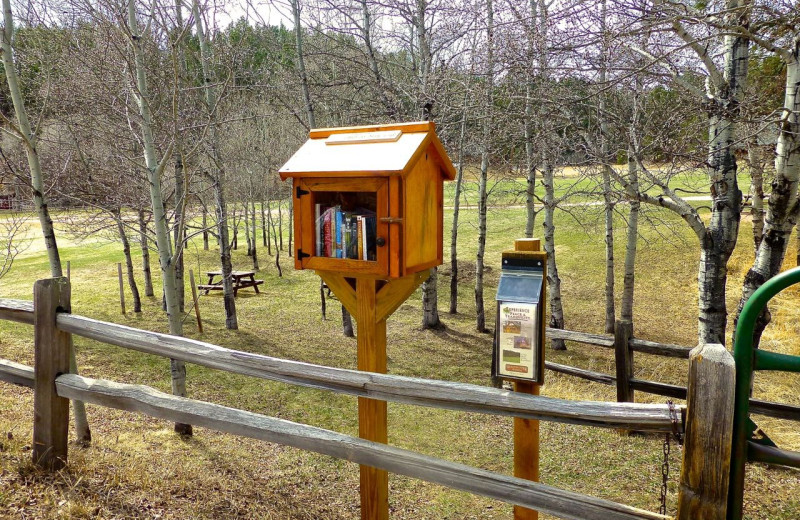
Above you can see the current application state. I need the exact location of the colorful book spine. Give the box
[357,216,364,260]
[315,204,323,256]
[323,208,332,257]
[335,208,344,258]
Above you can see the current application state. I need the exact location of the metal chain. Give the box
[659,432,670,516]
[660,400,684,516]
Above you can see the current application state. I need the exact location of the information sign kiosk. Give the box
[494,238,547,520]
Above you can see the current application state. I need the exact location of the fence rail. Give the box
[3,297,796,422]
[56,373,667,520]
[0,282,738,520]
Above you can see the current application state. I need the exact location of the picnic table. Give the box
[198,270,264,296]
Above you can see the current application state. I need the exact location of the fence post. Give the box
[614,319,634,403]
[32,277,72,470]
[677,343,735,520]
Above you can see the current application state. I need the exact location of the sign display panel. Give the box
[496,302,539,378]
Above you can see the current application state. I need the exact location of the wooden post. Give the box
[117,262,126,315]
[512,237,541,520]
[614,320,634,403]
[677,343,735,520]
[356,277,388,520]
[189,270,203,333]
[32,278,71,470]
[317,270,427,520]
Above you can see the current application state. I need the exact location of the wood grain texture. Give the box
[546,362,615,385]
[375,270,429,321]
[614,320,634,403]
[55,313,681,432]
[55,374,668,520]
[677,343,735,520]
[545,327,614,347]
[316,273,358,317]
[514,381,540,520]
[33,278,71,470]
[0,298,34,324]
[628,338,692,358]
[356,277,389,520]
[0,358,34,388]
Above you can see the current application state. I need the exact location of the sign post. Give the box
[494,237,546,520]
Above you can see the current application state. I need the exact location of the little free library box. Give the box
[279,121,456,278]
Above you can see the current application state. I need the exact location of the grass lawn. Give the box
[0,194,798,519]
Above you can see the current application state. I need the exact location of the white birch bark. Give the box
[475,0,493,333]
[137,209,154,296]
[696,8,749,345]
[290,0,315,128]
[192,0,238,330]
[735,47,800,347]
[1,0,91,444]
[523,0,537,237]
[449,92,468,314]
[599,0,615,333]
[127,0,190,435]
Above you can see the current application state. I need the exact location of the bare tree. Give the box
[1,0,91,444]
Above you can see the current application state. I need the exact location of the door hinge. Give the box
[296,186,310,198]
[297,249,311,260]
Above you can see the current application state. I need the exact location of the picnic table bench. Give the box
[198,270,264,296]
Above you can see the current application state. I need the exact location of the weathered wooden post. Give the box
[614,319,634,403]
[677,343,735,520]
[280,122,455,519]
[32,277,72,470]
[506,237,546,520]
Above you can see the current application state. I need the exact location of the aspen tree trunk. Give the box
[422,268,440,329]
[475,0,493,333]
[359,0,396,118]
[116,210,141,313]
[543,160,566,350]
[1,0,91,444]
[127,0,190,435]
[620,146,640,323]
[251,199,259,270]
[278,200,283,251]
[266,199,273,255]
[748,143,765,250]
[269,205,282,277]
[261,199,268,247]
[290,0,314,128]
[523,0,537,236]
[449,94,468,314]
[173,154,185,313]
[202,204,209,251]
[599,0,615,333]
[697,12,749,345]
[137,209,154,296]
[193,0,237,330]
[171,2,188,314]
[735,53,799,348]
[244,202,252,256]
[288,199,293,256]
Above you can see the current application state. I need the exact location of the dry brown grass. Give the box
[0,204,798,519]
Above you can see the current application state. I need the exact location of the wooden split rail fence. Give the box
[545,321,800,422]
[0,279,737,520]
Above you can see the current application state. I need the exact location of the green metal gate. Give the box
[728,266,800,519]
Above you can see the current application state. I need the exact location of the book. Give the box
[315,204,323,256]
[357,216,364,260]
[322,207,333,257]
[335,207,344,258]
